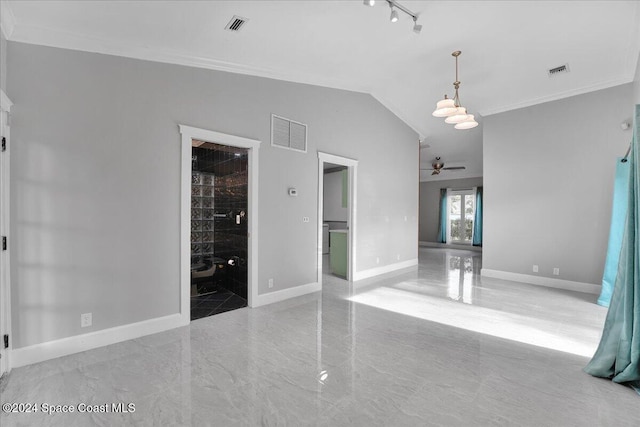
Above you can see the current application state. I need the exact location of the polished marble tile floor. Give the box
[1,248,638,426]
[191,288,248,321]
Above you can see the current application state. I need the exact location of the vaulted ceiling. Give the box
[2,1,639,181]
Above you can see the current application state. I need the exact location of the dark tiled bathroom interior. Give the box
[191,141,249,320]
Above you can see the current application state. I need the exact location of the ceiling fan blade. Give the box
[442,166,466,170]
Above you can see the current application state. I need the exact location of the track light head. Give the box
[413,19,422,34]
[390,8,399,22]
[363,0,375,6]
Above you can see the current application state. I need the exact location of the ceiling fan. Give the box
[420,157,466,175]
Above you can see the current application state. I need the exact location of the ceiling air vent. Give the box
[225,16,248,32]
[548,64,570,77]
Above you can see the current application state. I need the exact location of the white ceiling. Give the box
[2,1,639,181]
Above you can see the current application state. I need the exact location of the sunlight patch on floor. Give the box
[349,284,599,358]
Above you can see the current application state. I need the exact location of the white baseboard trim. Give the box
[480,268,601,295]
[12,313,187,368]
[353,259,418,281]
[252,282,321,308]
[419,241,482,252]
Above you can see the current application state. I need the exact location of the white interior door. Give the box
[0,90,12,376]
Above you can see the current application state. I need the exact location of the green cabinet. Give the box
[329,230,348,278]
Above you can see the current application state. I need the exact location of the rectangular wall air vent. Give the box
[548,64,570,77]
[225,16,248,32]
[271,114,308,153]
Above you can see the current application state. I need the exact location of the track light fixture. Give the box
[364,0,421,34]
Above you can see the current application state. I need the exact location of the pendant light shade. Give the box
[454,115,479,130]
[444,107,469,124]
[432,96,457,117]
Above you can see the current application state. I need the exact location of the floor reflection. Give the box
[446,253,480,304]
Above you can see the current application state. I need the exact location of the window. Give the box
[447,189,475,244]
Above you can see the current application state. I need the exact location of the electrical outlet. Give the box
[404,216,408,222]
[303,217,309,223]
[268,278,274,289]
[81,313,92,328]
[376,257,380,265]
[533,265,539,273]
[553,267,560,276]
[397,254,401,261]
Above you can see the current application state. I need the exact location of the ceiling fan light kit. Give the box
[432,51,478,130]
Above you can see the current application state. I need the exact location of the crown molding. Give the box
[8,22,371,95]
[478,75,634,117]
[0,0,16,39]
[6,9,638,129]
[481,3,639,118]
[9,21,427,138]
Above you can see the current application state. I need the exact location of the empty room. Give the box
[0,1,639,426]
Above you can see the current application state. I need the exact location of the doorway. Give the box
[447,189,475,245]
[0,90,12,376]
[317,152,358,283]
[179,125,260,324]
[190,141,249,320]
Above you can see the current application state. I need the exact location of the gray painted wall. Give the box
[634,53,640,105]
[323,170,347,222]
[419,177,483,243]
[483,84,633,285]
[1,32,6,92]
[7,42,418,348]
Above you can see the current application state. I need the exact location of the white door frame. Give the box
[179,125,261,322]
[317,152,358,283]
[0,90,13,375]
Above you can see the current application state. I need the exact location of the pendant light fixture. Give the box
[432,51,478,130]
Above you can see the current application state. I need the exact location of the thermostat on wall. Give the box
[288,188,298,197]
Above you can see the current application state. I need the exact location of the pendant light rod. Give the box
[453,51,461,107]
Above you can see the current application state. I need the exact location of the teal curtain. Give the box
[598,158,630,307]
[584,105,640,393]
[472,187,483,247]
[437,189,447,243]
